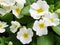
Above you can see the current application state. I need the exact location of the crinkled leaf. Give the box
[0,37,5,45]
[8,33,22,45]
[27,21,34,28]
[37,32,55,45]
[0,13,13,25]
[21,5,30,16]
[54,1,60,10]
[52,25,60,36]
[45,0,54,5]
[19,16,34,25]
[49,5,54,12]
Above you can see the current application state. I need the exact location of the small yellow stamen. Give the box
[15,8,21,14]
[14,25,19,29]
[23,33,28,38]
[39,23,45,29]
[49,18,54,22]
[15,25,18,28]
[37,8,44,13]
[0,24,3,28]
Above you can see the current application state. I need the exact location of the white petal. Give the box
[0,29,5,33]
[19,37,32,44]
[29,9,41,19]
[36,27,48,36]
[37,0,49,11]
[27,28,33,37]
[10,21,21,33]
[30,3,39,10]
[33,20,39,31]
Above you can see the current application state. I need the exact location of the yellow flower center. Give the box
[39,23,45,29]
[37,8,44,13]
[49,18,54,22]
[14,25,19,29]
[15,8,21,14]
[0,24,3,28]
[23,33,28,38]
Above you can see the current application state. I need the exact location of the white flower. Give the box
[43,12,59,26]
[0,0,15,6]
[0,7,11,16]
[0,21,8,33]
[12,4,23,18]
[10,21,21,33]
[33,20,48,36]
[0,0,15,15]
[29,0,49,19]
[15,0,26,8]
[12,0,26,18]
[17,26,33,44]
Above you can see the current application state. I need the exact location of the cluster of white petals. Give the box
[0,0,26,18]
[29,0,59,36]
[0,0,59,44]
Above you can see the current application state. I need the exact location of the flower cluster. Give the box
[30,0,59,36]
[0,0,26,18]
[0,0,60,45]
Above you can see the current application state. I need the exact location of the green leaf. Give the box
[0,37,5,45]
[21,5,30,16]
[45,0,54,5]
[54,1,60,10]
[49,5,54,12]
[0,13,13,25]
[52,25,60,36]
[54,0,60,3]
[27,21,34,28]
[8,33,22,45]
[30,34,37,45]
[30,0,37,4]
[25,0,31,6]
[55,36,60,45]
[19,16,34,25]
[37,32,55,45]
[30,38,37,45]
[25,0,37,6]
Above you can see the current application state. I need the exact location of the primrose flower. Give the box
[12,5,23,18]
[15,0,26,8]
[0,21,8,33]
[17,26,33,44]
[29,0,49,19]
[0,0,15,6]
[0,6,11,16]
[12,0,26,18]
[12,2,25,19]
[33,20,48,36]
[43,12,59,26]
[0,0,15,15]
[10,21,21,33]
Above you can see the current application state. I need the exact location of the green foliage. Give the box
[49,5,54,12]
[37,32,55,45]
[21,5,30,16]
[52,25,60,36]
[0,13,13,25]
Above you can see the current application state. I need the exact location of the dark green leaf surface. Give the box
[52,25,60,36]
